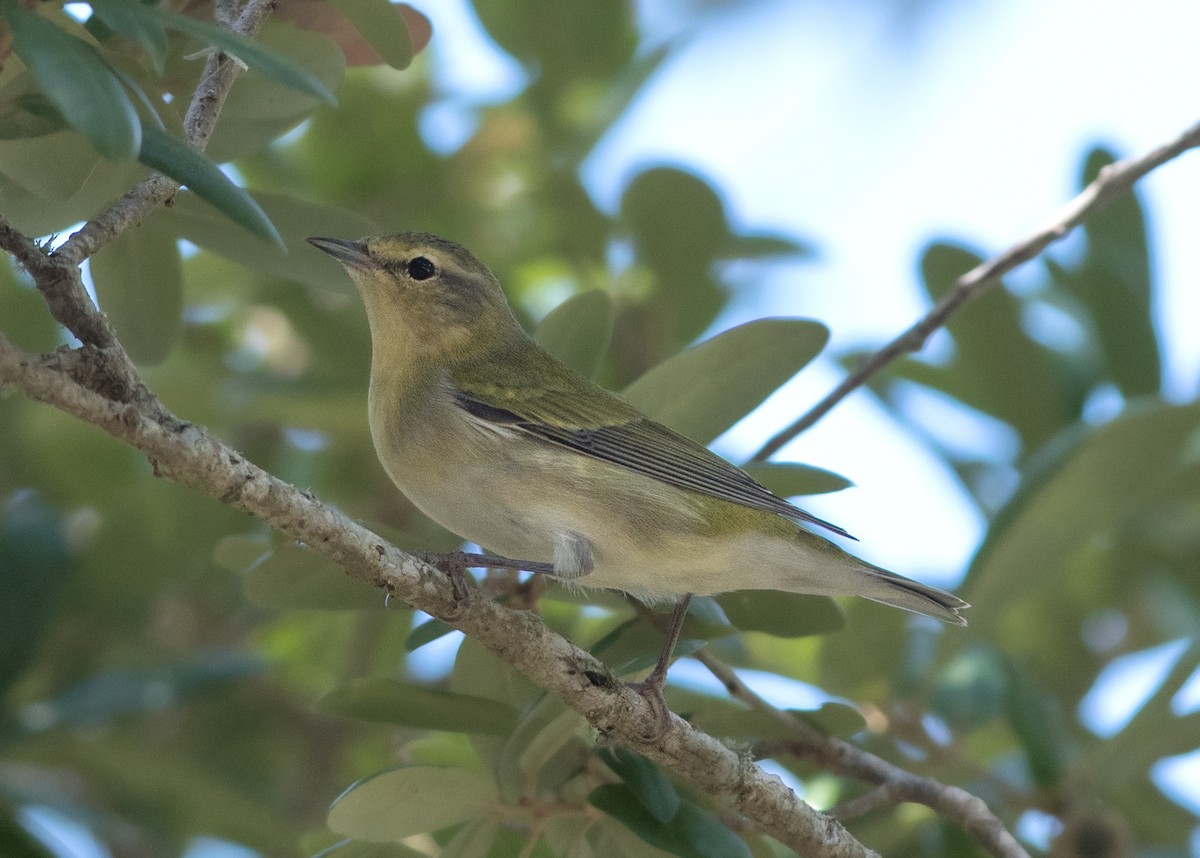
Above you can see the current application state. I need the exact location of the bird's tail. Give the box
[854,563,969,625]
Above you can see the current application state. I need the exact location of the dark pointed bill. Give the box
[307,236,371,268]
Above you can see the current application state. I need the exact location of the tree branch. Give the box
[0,333,877,858]
[752,117,1200,462]
[694,650,1030,858]
[54,0,278,267]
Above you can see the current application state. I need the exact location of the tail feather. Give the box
[858,566,969,625]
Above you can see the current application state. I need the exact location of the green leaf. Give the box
[0,806,55,858]
[740,462,852,497]
[0,130,103,200]
[137,123,282,247]
[902,242,1080,449]
[313,839,429,858]
[0,492,73,698]
[595,748,680,824]
[406,617,455,651]
[3,1,140,159]
[241,539,386,611]
[16,652,262,733]
[965,401,1200,621]
[89,217,182,365]
[88,0,168,72]
[316,678,519,735]
[1073,147,1161,396]
[588,785,751,858]
[331,0,415,69]
[206,25,345,162]
[930,645,1006,729]
[327,767,498,841]
[534,290,614,378]
[1003,659,1068,788]
[623,318,828,444]
[160,190,375,287]
[715,591,844,638]
[147,9,336,104]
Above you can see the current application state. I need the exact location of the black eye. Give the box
[406,256,436,280]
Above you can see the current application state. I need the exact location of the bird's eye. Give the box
[406,256,436,281]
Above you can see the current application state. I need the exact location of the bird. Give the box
[307,232,968,723]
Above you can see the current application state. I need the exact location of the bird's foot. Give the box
[627,670,673,744]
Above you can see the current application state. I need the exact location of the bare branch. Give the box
[55,0,278,266]
[694,650,1030,858]
[0,333,878,858]
[752,117,1200,462]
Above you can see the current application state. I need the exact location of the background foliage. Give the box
[0,1,1197,856]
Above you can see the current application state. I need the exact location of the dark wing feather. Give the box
[452,386,852,539]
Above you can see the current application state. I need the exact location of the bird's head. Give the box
[308,232,521,365]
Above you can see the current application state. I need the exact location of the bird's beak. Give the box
[307,236,371,268]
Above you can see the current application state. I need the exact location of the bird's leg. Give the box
[628,593,692,741]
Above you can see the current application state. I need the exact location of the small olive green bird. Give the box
[308,232,967,697]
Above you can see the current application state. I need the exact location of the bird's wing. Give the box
[450,345,852,539]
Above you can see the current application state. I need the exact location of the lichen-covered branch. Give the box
[0,333,876,858]
[695,650,1030,858]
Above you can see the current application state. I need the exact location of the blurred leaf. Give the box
[207,25,346,162]
[590,618,713,677]
[715,591,844,638]
[1071,147,1160,397]
[740,462,852,497]
[534,290,613,378]
[588,785,751,858]
[687,699,864,740]
[439,817,500,858]
[405,616,455,651]
[316,678,518,735]
[0,130,102,200]
[0,155,146,237]
[721,232,815,260]
[212,532,271,571]
[139,123,282,246]
[517,708,583,782]
[327,767,498,841]
[88,0,168,72]
[901,242,1079,449]
[148,9,336,103]
[3,1,141,159]
[89,217,183,364]
[0,492,73,699]
[313,839,428,858]
[493,693,571,803]
[622,167,726,276]
[0,806,55,858]
[330,0,414,69]
[16,651,262,734]
[966,400,1200,619]
[1003,659,1068,788]
[472,0,634,80]
[241,539,386,611]
[623,318,828,444]
[930,645,1006,729]
[451,637,539,711]
[596,748,680,825]
[161,189,375,287]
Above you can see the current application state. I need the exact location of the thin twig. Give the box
[55,0,278,266]
[693,650,1030,858]
[752,117,1200,461]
